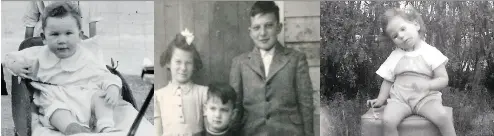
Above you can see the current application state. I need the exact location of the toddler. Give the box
[195,83,238,136]
[367,5,456,136]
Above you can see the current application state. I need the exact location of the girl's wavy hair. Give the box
[380,5,427,43]
[160,33,203,73]
[41,2,82,31]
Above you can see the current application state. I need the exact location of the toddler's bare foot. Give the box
[100,127,121,133]
[65,123,92,135]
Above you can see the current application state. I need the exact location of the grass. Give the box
[320,86,494,136]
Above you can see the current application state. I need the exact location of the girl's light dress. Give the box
[376,43,448,113]
[4,37,154,136]
[155,82,208,136]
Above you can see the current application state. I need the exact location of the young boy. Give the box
[195,83,238,136]
[229,1,314,136]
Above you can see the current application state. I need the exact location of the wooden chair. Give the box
[12,22,137,136]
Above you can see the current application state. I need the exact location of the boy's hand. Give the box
[101,85,120,107]
[412,82,430,92]
[367,98,385,108]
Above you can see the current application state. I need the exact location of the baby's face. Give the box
[249,12,281,51]
[386,17,421,51]
[43,15,82,59]
[169,48,194,83]
[204,96,235,132]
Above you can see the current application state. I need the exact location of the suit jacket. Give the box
[229,43,314,136]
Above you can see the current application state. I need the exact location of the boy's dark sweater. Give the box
[192,128,235,136]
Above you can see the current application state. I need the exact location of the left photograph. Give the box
[1,1,155,136]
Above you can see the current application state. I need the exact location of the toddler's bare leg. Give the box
[50,109,91,135]
[92,92,117,132]
[382,102,412,136]
[417,100,456,136]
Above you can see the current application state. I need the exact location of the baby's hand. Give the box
[367,98,385,108]
[101,85,120,107]
[412,82,430,92]
[6,58,34,79]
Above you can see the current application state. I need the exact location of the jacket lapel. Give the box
[266,43,289,82]
[247,48,266,79]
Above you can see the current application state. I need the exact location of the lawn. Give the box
[1,75,154,136]
[320,86,494,136]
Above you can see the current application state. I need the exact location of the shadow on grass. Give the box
[321,86,494,136]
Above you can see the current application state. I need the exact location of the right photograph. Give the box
[320,1,494,136]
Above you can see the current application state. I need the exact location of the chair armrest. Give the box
[105,65,138,109]
[11,76,36,136]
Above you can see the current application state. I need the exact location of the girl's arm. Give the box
[427,63,449,91]
[376,80,393,102]
[154,93,163,136]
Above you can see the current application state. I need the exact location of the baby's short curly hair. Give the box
[381,5,426,40]
[41,2,82,31]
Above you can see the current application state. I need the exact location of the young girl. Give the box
[155,29,208,136]
[3,2,120,135]
[366,6,457,136]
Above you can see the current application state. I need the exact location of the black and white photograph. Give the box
[154,1,320,136]
[320,1,494,136]
[1,1,155,136]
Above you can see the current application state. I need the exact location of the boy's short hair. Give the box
[41,2,82,31]
[207,83,237,109]
[250,1,280,23]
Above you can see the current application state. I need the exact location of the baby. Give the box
[3,2,120,135]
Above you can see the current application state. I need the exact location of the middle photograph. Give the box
[154,1,321,136]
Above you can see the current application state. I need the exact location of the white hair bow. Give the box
[181,28,194,45]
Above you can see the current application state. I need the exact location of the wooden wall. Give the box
[283,2,321,136]
[155,1,320,89]
[155,1,255,88]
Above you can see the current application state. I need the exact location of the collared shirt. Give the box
[3,40,119,90]
[155,81,208,135]
[3,42,122,127]
[376,42,448,82]
[260,47,275,77]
